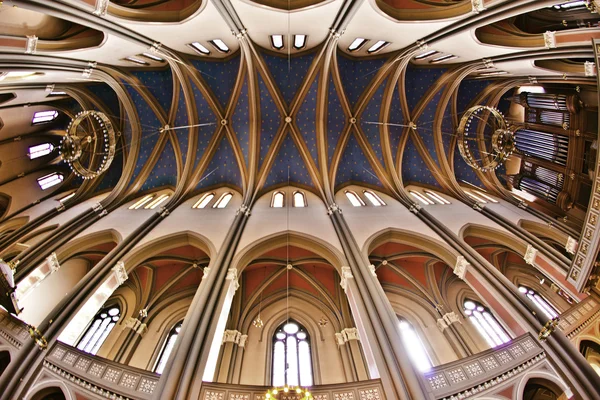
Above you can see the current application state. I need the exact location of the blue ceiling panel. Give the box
[388,87,404,164]
[360,83,385,161]
[296,75,318,163]
[327,77,345,166]
[191,55,240,109]
[405,66,446,112]
[453,143,484,189]
[192,82,219,169]
[401,136,440,188]
[197,135,242,190]
[141,138,178,191]
[457,79,491,115]
[258,74,281,165]
[336,133,382,188]
[232,76,250,167]
[262,52,314,105]
[95,149,124,192]
[131,69,173,116]
[264,132,313,188]
[86,83,120,123]
[337,54,387,106]
[416,89,443,165]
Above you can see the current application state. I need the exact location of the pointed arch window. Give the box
[76,306,120,355]
[154,321,182,374]
[213,192,232,208]
[463,300,510,348]
[410,190,434,205]
[272,320,312,387]
[271,191,285,208]
[363,190,385,206]
[37,172,63,190]
[28,143,54,159]
[424,190,450,205]
[32,110,58,124]
[345,190,365,207]
[398,318,432,372]
[518,286,559,319]
[293,191,306,208]
[193,192,214,209]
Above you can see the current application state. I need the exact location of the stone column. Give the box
[216,329,247,383]
[329,205,429,400]
[335,327,368,381]
[112,312,148,364]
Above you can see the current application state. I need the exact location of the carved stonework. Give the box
[543,31,556,48]
[337,327,360,344]
[566,236,578,255]
[94,0,110,16]
[367,264,377,277]
[585,61,597,77]
[437,312,461,332]
[25,35,38,54]
[203,267,211,280]
[226,268,239,291]
[340,267,354,292]
[454,256,468,280]
[112,261,128,285]
[47,252,60,273]
[471,0,485,13]
[524,245,538,265]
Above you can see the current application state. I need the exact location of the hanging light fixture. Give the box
[314,265,328,328]
[253,266,266,329]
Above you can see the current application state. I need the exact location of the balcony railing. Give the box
[423,333,545,399]
[557,295,600,338]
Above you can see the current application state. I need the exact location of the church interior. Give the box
[1,0,600,399]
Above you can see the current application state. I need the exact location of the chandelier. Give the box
[457,105,515,172]
[61,110,116,179]
[264,386,312,399]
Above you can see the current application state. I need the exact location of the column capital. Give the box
[226,268,239,291]
[112,261,128,285]
[436,312,462,332]
[524,245,538,265]
[340,266,353,292]
[336,327,360,345]
[367,264,377,277]
[471,0,485,13]
[222,329,247,347]
[566,236,578,255]
[544,31,556,48]
[454,256,469,280]
[202,267,211,280]
[46,252,60,273]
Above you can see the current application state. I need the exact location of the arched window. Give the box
[129,194,154,209]
[28,143,54,159]
[154,321,182,374]
[363,190,385,206]
[272,320,312,387]
[271,191,285,208]
[32,110,59,124]
[398,319,432,372]
[463,300,510,348]
[213,192,232,208]
[518,286,559,319]
[37,172,63,190]
[410,190,434,205]
[293,191,306,208]
[345,190,365,207]
[76,306,120,355]
[193,192,214,209]
[424,190,450,205]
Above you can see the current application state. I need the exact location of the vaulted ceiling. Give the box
[0,0,597,208]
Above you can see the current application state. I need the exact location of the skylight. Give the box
[271,35,284,50]
[28,143,54,159]
[193,193,215,209]
[188,42,210,55]
[348,38,367,52]
[124,56,149,66]
[367,40,389,54]
[37,172,63,190]
[209,39,229,53]
[414,50,438,60]
[32,110,58,124]
[140,52,164,62]
[363,190,385,206]
[430,54,457,64]
[294,34,307,50]
[213,192,232,208]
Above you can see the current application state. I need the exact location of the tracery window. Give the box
[76,306,120,355]
[293,191,306,208]
[398,319,432,372]
[518,286,559,319]
[272,320,312,387]
[28,143,54,159]
[154,321,182,374]
[271,191,285,208]
[345,190,365,207]
[463,300,510,348]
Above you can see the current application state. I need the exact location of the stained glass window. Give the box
[154,321,182,374]
[518,286,559,319]
[272,320,312,387]
[463,300,510,348]
[76,306,120,355]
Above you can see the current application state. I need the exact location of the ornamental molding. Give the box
[454,256,469,280]
[47,252,60,273]
[524,245,538,265]
[336,327,360,345]
[93,0,110,16]
[226,268,239,291]
[25,35,38,54]
[565,236,578,255]
[471,0,485,13]
[437,312,461,332]
[123,317,147,336]
[340,266,353,292]
[367,264,377,277]
[543,31,556,49]
[222,330,247,347]
[112,261,128,286]
[584,61,597,77]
